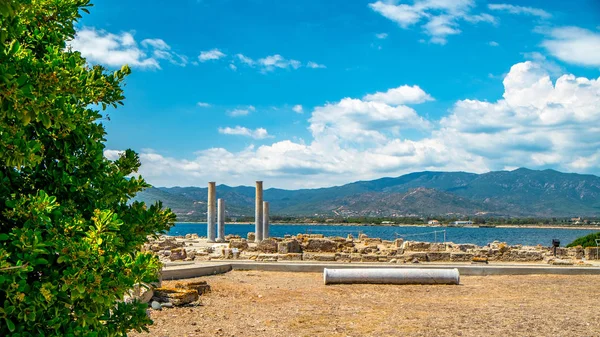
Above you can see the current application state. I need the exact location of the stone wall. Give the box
[146,234,597,265]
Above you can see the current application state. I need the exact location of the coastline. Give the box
[174,221,600,231]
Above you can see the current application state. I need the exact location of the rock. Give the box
[278,253,303,261]
[278,239,301,254]
[450,252,474,262]
[403,241,431,251]
[389,258,397,263]
[360,254,379,262]
[358,233,368,240]
[394,238,404,248]
[550,259,574,266]
[229,239,249,251]
[151,301,162,310]
[302,252,336,261]
[169,248,187,261]
[161,302,174,308]
[304,239,337,252]
[257,238,278,253]
[584,247,600,260]
[175,281,211,295]
[347,234,354,240]
[185,233,199,240]
[247,232,256,242]
[256,253,278,261]
[153,287,199,306]
[427,252,451,261]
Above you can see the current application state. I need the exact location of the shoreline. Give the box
[174,222,600,230]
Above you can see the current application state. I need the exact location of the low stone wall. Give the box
[146,233,598,265]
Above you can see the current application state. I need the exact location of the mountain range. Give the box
[133,168,600,220]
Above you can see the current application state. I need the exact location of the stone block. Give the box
[153,287,199,306]
[278,253,303,261]
[403,241,431,251]
[278,239,301,254]
[304,239,338,252]
[403,252,428,262]
[169,248,187,261]
[450,252,474,262]
[394,238,404,248]
[584,247,600,260]
[256,238,278,253]
[229,239,249,251]
[247,232,255,242]
[361,254,379,262]
[303,253,336,261]
[174,281,211,295]
[256,253,278,262]
[427,252,451,261]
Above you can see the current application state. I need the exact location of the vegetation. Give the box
[567,232,600,248]
[0,0,175,335]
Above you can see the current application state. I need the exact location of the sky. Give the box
[72,0,600,189]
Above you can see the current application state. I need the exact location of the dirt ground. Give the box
[131,271,600,337]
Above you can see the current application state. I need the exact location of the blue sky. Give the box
[73,0,600,188]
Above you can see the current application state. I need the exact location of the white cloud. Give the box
[488,4,551,19]
[229,64,237,71]
[307,61,326,69]
[197,102,211,107]
[199,48,226,62]
[541,26,600,67]
[69,28,188,69]
[375,32,388,39]
[488,41,499,47]
[108,61,600,188]
[292,105,303,114]
[228,105,256,117]
[258,54,301,72]
[218,126,272,139]
[363,85,434,105]
[236,54,255,66]
[369,0,496,44]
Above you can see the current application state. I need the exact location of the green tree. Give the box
[0,0,175,335]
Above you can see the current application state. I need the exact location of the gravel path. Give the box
[131,271,600,337]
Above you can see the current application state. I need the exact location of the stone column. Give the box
[217,198,225,242]
[255,181,263,243]
[263,201,270,239]
[207,182,216,243]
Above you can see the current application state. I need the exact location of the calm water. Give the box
[168,223,599,247]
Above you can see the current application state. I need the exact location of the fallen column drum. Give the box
[323,268,460,285]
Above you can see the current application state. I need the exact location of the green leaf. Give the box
[0,233,8,241]
[5,318,15,332]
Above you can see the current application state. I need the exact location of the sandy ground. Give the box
[131,271,600,337]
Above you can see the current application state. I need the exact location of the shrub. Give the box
[0,0,175,335]
[567,232,600,248]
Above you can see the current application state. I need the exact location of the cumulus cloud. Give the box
[540,26,600,67]
[369,0,496,44]
[488,41,499,47]
[218,126,272,139]
[106,61,600,188]
[488,4,551,19]
[375,32,388,39]
[69,28,187,69]
[363,85,434,105]
[197,102,211,107]
[292,105,304,113]
[199,48,226,62]
[257,54,301,72]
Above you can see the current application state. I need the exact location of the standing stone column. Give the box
[263,201,270,239]
[207,182,216,243]
[217,198,225,242]
[255,181,263,243]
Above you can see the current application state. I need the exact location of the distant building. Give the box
[381,221,394,224]
[428,220,440,225]
[451,220,473,225]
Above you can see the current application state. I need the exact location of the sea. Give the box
[167,223,599,247]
